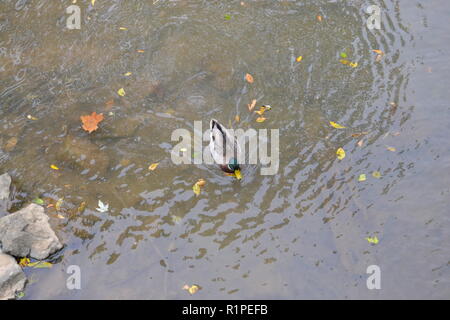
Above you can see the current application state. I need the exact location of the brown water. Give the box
[0,0,449,299]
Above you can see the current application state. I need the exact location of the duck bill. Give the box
[234,170,242,180]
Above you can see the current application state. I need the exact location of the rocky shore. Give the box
[0,173,63,300]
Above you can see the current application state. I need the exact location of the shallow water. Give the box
[0,0,449,299]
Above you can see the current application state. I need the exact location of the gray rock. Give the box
[0,204,63,260]
[0,173,11,213]
[0,253,26,300]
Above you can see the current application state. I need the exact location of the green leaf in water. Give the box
[340,52,347,58]
[16,292,25,299]
[224,14,231,20]
[33,198,44,205]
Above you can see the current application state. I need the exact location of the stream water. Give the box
[0,0,449,299]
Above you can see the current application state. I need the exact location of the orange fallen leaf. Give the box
[317,15,323,22]
[197,179,206,187]
[245,73,254,83]
[235,115,240,122]
[372,49,384,55]
[81,112,104,133]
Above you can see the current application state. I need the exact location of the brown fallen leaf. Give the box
[245,73,254,83]
[105,99,114,110]
[351,132,369,138]
[81,112,104,133]
[5,137,18,152]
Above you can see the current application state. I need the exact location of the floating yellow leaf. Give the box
[192,182,201,196]
[349,62,358,68]
[50,164,59,170]
[255,105,271,116]
[296,56,303,62]
[386,146,396,152]
[27,115,38,121]
[358,174,366,182]
[27,261,53,269]
[91,0,95,6]
[117,88,126,97]
[183,284,200,294]
[256,117,266,123]
[330,121,346,129]
[336,148,345,160]
[372,171,381,178]
[366,236,379,244]
[19,258,30,267]
[148,163,159,171]
[124,72,132,76]
[119,27,128,31]
[197,179,206,187]
[137,50,145,53]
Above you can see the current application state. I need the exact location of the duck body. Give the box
[209,119,242,180]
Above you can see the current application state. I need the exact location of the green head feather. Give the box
[227,158,240,171]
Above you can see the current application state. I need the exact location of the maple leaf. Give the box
[81,112,104,133]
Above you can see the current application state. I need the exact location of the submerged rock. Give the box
[0,253,26,300]
[0,204,63,260]
[0,173,11,214]
[56,135,110,176]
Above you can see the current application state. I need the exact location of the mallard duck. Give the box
[209,119,242,180]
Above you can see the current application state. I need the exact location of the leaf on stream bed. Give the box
[148,163,159,171]
[81,112,104,133]
[183,284,200,295]
[245,73,254,84]
[358,174,367,182]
